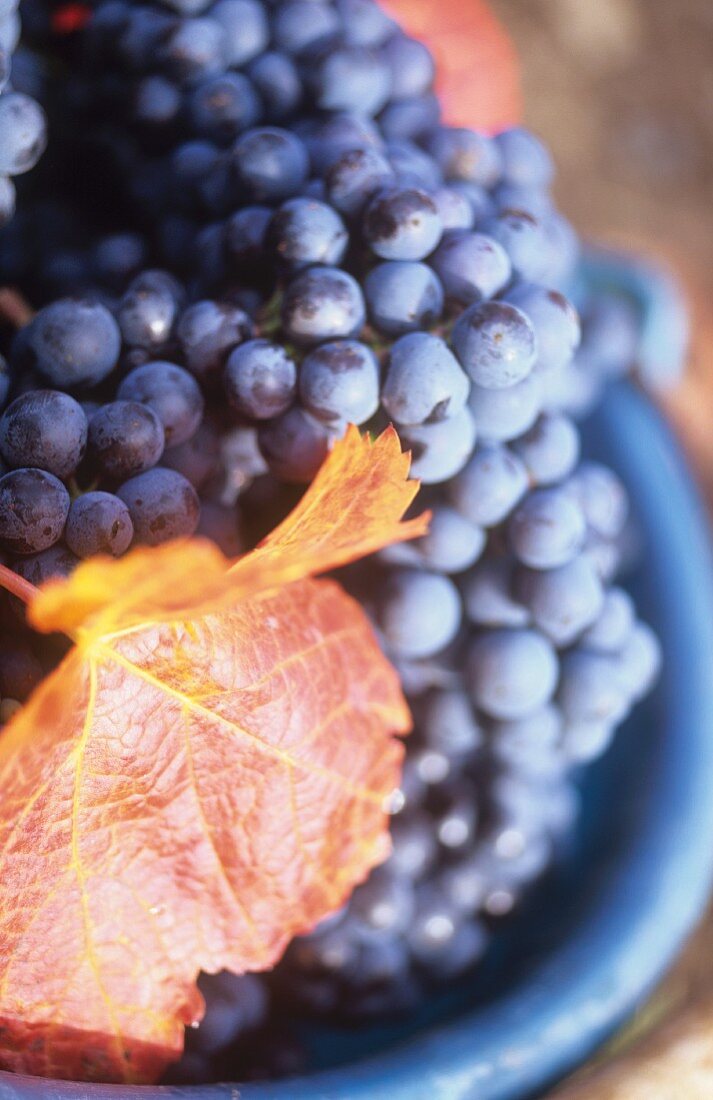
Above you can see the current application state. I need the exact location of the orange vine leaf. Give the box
[0,427,426,1084]
[383,0,522,133]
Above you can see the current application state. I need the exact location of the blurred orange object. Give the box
[383,0,522,133]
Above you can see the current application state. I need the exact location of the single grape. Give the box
[381,332,469,426]
[65,491,134,558]
[467,629,558,720]
[224,339,296,420]
[211,0,269,66]
[382,33,435,100]
[495,128,554,188]
[116,270,182,350]
[560,720,615,766]
[325,146,394,218]
[406,504,485,574]
[514,555,604,646]
[232,127,309,203]
[468,373,542,443]
[258,406,332,483]
[272,0,341,57]
[310,44,392,117]
[432,186,474,231]
[616,622,661,701]
[427,128,502,187]
[340,0,396,48]
[247,52,301,122]
[134,75,182,128]
[480,209,554,283]
[452,301,537,389]
[505,283,580,373]
[511,413,580,486]
[398,407,477,484]
[281,266,365,346]
[0,467,70,554]
[568,462,629,540]
[177,300,252,381]
[160,17,224,85]
[299,340,379,425]
[0,92,46,175]
[267,198,348,272]
[364,261,443,336]
[193,71,261,143]
[557,651,629,726]
[462,558,530,628]
[118,361,204,447]
[377,568,462,660]
[430,231,511,305]
[580,587,635,652]
[27,299,121,387]
[362,185,442,261]
[509,487,586,570]
[0,390,87,480]
[450,444,528,527]
[117,468,200,546]
[88,401,165,482]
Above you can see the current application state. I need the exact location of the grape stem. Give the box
[0,564,39,606]
[0,288,34,330]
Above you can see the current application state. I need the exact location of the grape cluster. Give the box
[0,0,46,226]
[0,0,665,1080]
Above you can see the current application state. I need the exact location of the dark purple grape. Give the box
[117,468,200,546]
[224,339,296,421]
[299,339,379,425]
[65,491,134,558]
[362,185,442,261]
[88,401,165,482]
[0,390,87,479]
[257,407,332,483]
[267,197,348,272]
[116,270,183,351]
[232,127,309,203]
[281,266,365,346]
[0,468,70,554]
[177,300,252,381]
[27,299,121,388]
[118,361,204,447]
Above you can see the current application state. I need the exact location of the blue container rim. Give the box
[1,385,713,1100]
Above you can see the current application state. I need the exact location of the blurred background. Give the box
[482,7,713,1093]
[488,0,713,491]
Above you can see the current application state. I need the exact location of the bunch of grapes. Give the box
[0,0,665,1081]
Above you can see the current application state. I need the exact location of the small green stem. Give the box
[0,564,38,606]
